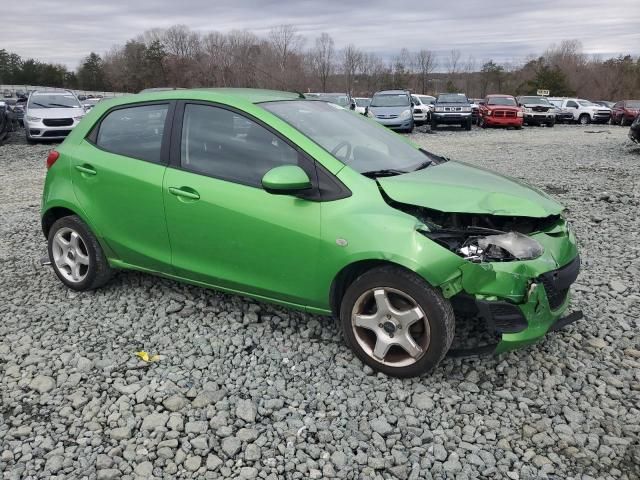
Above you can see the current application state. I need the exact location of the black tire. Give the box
[48,215,113,291]
[464,119,472,131]
[620,116,628,127]
[339,265,455,377]
[478,117,486,129]
[430,120,438,130]
[515,125,523,130]
[546,121,555,128]
[578,114,590,125]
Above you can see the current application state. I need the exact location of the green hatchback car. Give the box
[41,88,581,377]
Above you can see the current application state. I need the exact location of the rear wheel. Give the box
[48,215,113,291]
[340,266,455,377]
[578,114,590,125]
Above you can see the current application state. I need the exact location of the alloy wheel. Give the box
[351,287,430,367]
[51,227,90,283]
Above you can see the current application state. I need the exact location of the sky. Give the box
[2,0,639,70]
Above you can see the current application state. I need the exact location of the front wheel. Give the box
[478,117,486,129]
[430,120,438,130]
[578,114,590,125]
[340,266,455,377]
[48,215,113,291]
[546,121,555,128]
[464,119,472,131]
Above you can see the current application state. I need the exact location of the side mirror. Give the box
[262,165,311,195]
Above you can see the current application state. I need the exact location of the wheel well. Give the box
[329,260,417,317]
[41,207,76,238]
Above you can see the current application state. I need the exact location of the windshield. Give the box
[314,94,350,107]
[437,94,467,103]
[519,96,551,105]
[578,100,594,107]
[354,98,371,107]
[371,94,410,107]
[28,93,80,109]
[487,97,517,106]
[418,96,435,104]
[625,101,640,108]
[262,100,432,174]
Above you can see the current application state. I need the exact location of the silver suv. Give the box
[24,90,85,143]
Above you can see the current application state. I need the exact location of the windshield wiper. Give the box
[412,160,433,171]
[31,102,50,108]
[361,169,407,178]
[48,103,75,108]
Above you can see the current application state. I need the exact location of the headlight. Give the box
[517,111,524,117]
[458,232,544,262]
[400,109,411,119]
[523,107,532,113]
[73,115,84,121]
[26,116,42,122]
[486,110,492,116]
[435,106,444,112]
[462,107,471,112]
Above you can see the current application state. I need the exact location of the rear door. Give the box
[69,101,174,272]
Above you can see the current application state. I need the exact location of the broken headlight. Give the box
[460,232,544,262]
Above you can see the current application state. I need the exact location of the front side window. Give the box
[180,104,299,187]
[566,101,578,108]
[96,104,168,163]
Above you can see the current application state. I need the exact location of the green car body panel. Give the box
[42,88,580,356]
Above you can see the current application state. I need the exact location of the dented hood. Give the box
[377,161,563,217]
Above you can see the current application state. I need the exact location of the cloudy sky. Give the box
[4,0,639,69]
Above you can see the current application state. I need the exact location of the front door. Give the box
[163,102,321,305]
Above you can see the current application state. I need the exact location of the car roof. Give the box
[133,88,303,104]
[486,94,513,97]
[374,90,408,95]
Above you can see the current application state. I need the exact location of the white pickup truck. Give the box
[553,98,611,125]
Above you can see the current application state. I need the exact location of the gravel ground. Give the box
[1,125,639,480]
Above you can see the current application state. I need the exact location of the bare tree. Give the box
[413,49,436,94]
[342,44,362,94]
[311,33,334,92]
[269,25,305,71]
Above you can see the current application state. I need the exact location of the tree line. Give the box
[1,27,639,100]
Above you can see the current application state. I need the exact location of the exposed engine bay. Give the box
[388,198,560,263]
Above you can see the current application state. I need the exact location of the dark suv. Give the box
[431,93,473,130]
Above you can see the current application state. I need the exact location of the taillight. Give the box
[46,150,60,169]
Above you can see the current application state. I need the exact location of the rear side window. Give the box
[96,104,168,163]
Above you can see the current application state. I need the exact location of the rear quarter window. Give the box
[93,104,169,163]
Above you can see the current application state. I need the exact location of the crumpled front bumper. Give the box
[440,219,581,355]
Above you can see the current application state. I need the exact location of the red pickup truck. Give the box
[478,95,524,129]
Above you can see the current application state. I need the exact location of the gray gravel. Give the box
[1,125,639,479]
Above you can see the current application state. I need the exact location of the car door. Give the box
[70,102,174,272]
[163,101,321,306]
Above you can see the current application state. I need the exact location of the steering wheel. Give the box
[331,140,352,160]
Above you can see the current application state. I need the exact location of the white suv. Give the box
[555,98,611,125]
[24,90,85,143]
[411,94,435,124]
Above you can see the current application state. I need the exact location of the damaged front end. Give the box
[398,200,581,355]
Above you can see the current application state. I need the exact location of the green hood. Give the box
[378,161,563,217]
